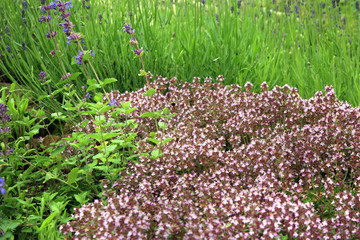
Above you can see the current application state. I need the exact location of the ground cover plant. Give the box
[1,0,360,239]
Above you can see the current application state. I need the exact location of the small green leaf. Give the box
[103,144,117,153]
[82,52,92,62]
[67,167,79,184]
[52,88,64,95]
[147,138,161,145]
[140,112,155,118]
[87,84,101,92]
[74,191,89,205]
[158,121,167,130]
[39,211,59,231]
[67,72,82,81]
[103,78,118,85]
[161,138,174,146]
[120,101,131,110]
[143,88,156,97]
[162,108,170,115]
[150,149,162,159]
[50,145,66,157]
[94,93,103,102]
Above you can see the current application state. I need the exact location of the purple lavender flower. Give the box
[39,15,51,23]
[39,71,47,81]
[50,50,56,57]
[5,26,10,36]
[23,17,28,26]
[108,99,118,106]
[83,92,90,100]
[45,31,57,39]
[66,33,82,45]
[0,104,11,124]
[237,0,241,8]
[0,178,5,195]
[5,45,11,53]
[98,13,103,21]
[201,0,205,5]
[356,1,359,11]
[21,41,26,51]
[133,48,143,56]
[123,23,135,35]
[74,50,84,65]
[230,6,234,13]
[22,1,28,10]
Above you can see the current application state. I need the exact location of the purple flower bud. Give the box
[83,92,91,99]
[74,50,84,65]
[123,23,135,34]
[5,45,11,53]
[39,71,47,80]
[22,1,28,9]
[133,48,143,56]
[50,50,56,57]
[21,41,26,51]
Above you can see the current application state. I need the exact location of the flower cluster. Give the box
[73,50,94,65]
[61,77,360,239]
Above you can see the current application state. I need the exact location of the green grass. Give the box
[1,0,360,108]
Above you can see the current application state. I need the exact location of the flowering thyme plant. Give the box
[60,77,360,239]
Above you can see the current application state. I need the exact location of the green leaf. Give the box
[151,149,162,159]
[94,93,103,102]
[67,72,82,81]
[103,78,118,85]
[87,84,101,92]
[162,108,170,115]
[74,191,89,205]
[10,83,16,92]
[161,138,174,146]
[52,88,64,96]
[87,79,98,86]
[147,138,160,145]
[0,218,21,233]
[39,211,59,232]
[50,145,66,157]
[140,112,155,118]
[120,101,131,110]
[82,52,92,62]
[158,121,167,130]
[67,167,79,184]
[109,158,122,164]
[68,89,76,97]
[143,88,156,97]
[103,144,117,153]
[103,132,121,140]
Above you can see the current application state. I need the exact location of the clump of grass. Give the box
[60,76,360,239]
[2,0,360,106]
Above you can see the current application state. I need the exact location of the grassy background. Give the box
[0,0,360,108]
